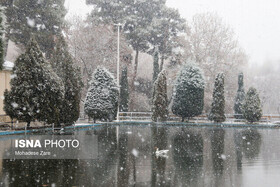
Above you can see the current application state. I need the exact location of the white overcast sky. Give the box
[65,0,280,65]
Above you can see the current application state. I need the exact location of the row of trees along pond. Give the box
[84,56,262,123]
[2,38,261,126]
[152,61,262,123]
[0,1,256,127]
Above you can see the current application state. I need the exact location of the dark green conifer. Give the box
[243,87,262,123]
[234,73,245,119]
[5,38,64,128]
[51,37,83,126]
[153,49,160,83]
[152,70,168,122]
[84,68,119,122]
[3,90,16,127]
[0,6,5,70]
[172,62,205,122]
[208,73,226,123]
[119,66,129,112]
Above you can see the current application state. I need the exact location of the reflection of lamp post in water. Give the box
[114,23,122,121]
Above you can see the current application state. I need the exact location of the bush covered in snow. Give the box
[243,87,262,123]
[172,62,205,122]
[84,67,119,122]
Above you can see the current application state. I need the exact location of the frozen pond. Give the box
[0,124,280,186]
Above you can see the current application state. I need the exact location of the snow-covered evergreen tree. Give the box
[51,37,83,126]
[119,66,129,112]
[243,87,262,123]
[85,68,119,122]
[208,73,226,123]
[7,38,64,128]
[152,70,168,122]
[0,6,5,70]
[172,62,205,122]
[234,73,245,119]
[153,49,160,83]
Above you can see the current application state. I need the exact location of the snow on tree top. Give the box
[90,67,119,89]
[176,61,205,89]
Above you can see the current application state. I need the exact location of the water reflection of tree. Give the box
[2,159,79,186]
[240,129,262,159]
[117,131,129,187]
[151,126,168,187]
[1,135,81,186]
[173,129,203,186]
[210,128,225,176]
[234,129,261,172]
[90,125,118,186]
[234,130,243,171]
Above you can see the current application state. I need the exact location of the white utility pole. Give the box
[114,23,122,121]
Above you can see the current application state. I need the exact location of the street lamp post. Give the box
[114,23,122,121]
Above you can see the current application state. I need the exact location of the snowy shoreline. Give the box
[109,121,280,129]
[0,121,279,136]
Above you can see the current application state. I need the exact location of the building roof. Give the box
[3,60,14,71]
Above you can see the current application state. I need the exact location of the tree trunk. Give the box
[27,121,31,129]
[55,108,60,127]
[11,118,13,130]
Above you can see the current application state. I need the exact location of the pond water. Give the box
[0,124,280,187]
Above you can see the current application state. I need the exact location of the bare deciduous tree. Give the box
[185,12,248,113]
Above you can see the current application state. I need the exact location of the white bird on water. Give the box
[155,147,169,158]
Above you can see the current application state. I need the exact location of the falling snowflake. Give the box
[132,148,139,157]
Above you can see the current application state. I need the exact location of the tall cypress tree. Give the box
[6,38,64,128]
[172,62,205,122]
[234,73,245,119]
[84,68,119,122]
[243,87,262,123]
[119,66,129,112]
[208,73,226,123]
[153,49,160,83]
[152,70,168,122]
[0,6,5,70]
[51,37,83,126]
[4,0,66,57]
